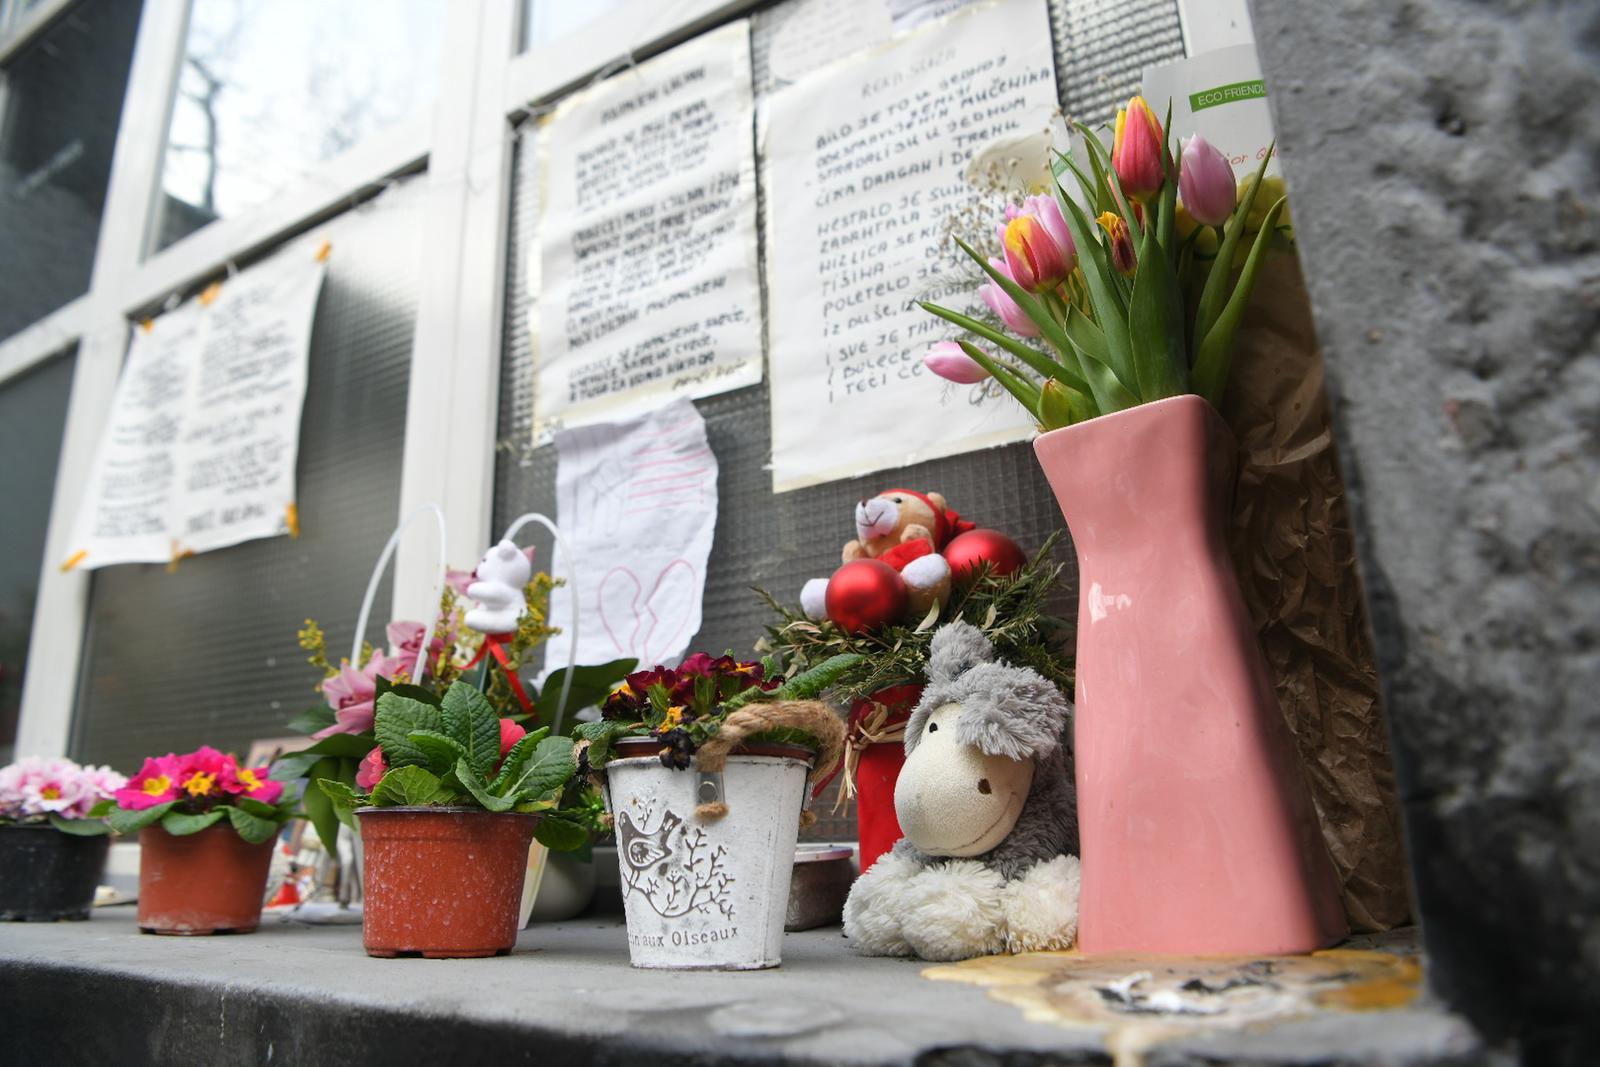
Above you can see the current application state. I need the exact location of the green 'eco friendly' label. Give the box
[1190,79,1267,112]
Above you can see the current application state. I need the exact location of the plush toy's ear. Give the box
[926,491,948,514]
[925,621,993,686]
[952,663,1069,762]
[496,540,520,562]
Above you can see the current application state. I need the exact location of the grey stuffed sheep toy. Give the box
[843,621,1080,960]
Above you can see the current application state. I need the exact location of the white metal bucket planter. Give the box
[605,739,815,970]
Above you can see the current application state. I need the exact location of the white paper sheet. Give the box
[767,0,892,86]
[532,21,762,442]
[1140,43,1278,180]
[763,0,1058,492]
[67,244,327,570]
[550,397,717,671]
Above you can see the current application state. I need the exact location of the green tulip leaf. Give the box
[1191,196,1287,407]
[1049,186,1138,394]
[917,301,1088,395]
[1193,142,1276,350]
[1127,222,1189,401]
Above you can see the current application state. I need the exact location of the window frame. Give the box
[4,0,764,757]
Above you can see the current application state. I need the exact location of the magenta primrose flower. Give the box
[116,755,182,811]
[924,341,993,384]
[1178,134,1237,227]
[222,761,284,805]
[314,649,412,739]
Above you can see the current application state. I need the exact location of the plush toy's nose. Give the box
[977,778,992,795]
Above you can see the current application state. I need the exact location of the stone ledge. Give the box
[0,910,1482,1066]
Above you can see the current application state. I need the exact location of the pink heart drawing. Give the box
[598,560,698,665]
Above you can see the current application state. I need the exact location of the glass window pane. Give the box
[0,349,75,762]
[153,0,446,251]
[522,0,627,51]
[0,1,143,341]
[74,180,423,770]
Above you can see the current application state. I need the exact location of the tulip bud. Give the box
[924,340,991,384]
[978,257,1041,338]
[1035,378,1079,430]
[1097,211,1137,275]
[1003,216,1070,292]
[1178,134,1236,227]
[1111,95,1165,200]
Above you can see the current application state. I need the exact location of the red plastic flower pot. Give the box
[356,806,538,959]
[137,824,275,935]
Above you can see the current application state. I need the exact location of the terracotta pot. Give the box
[606,739,813,970]
[0,824,110,921]
[1033,394,1347,955]
[137,824,275,935]
[845,683,922,872]
[356,806,537,959]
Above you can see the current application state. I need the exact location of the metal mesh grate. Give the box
[493,0,1184,840]
[71,179,426,770]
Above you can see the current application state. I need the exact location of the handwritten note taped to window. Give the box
[764,0,1058,492]
[549,397,717,671]
[68,245,326,569]
[533,21,762,442]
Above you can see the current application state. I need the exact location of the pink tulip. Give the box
[1112,96,1166,200]
[924,341,992,384]
[1003,215,1070,292]
[978,257,1041,338]
[1178,134,1237,226]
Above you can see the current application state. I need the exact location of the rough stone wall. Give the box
[1247,0,1600,1057]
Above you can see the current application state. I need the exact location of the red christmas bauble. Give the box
[826,559,909,634]
[944,528,1027,579]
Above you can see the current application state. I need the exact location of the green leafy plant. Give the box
[276,568,633,854]
[315,679,597,852]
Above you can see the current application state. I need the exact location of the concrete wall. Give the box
[1247,0,1600,1057]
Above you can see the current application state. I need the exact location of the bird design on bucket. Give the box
[615,802,735,919]
[617,809,681,874]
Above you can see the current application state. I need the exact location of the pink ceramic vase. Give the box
[1033,394,1347,955]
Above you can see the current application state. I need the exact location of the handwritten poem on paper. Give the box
[68,246,326,569]
[764,0,1058,491]
[534,21,762,441]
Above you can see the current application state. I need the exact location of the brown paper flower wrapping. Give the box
[1222,256,1412,932]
